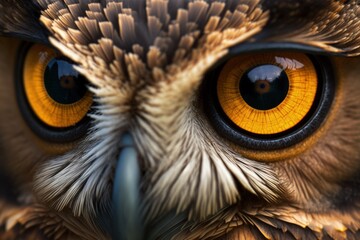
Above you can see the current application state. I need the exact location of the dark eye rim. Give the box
[203,52,335,151]
[15,42,91,143]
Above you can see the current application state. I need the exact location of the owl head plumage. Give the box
[1,0,360,239]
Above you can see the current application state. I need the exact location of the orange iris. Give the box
[217,52,318,135]
[23,44,92,128]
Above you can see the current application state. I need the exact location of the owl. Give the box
[0,0,360,239]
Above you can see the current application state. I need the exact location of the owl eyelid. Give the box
[204,42,337,77]
[2,33,50,46]
[203,52,335,151]
[16,42,91,143]
[228,42,345,58]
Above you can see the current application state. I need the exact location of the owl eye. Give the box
[16,43,92,142]
[205,51,335,151]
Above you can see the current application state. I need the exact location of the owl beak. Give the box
[112,133,144,240]
[111,133,188,240]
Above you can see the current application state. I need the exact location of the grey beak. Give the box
[111,133,188,240]
[112,133,144,240]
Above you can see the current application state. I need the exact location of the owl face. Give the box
[1,0,360,239]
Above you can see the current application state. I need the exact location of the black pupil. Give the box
[239,64,289,110]
[44,58,87,104]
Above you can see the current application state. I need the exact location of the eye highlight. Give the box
[217,53,318,135]
[17,43,92,142]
